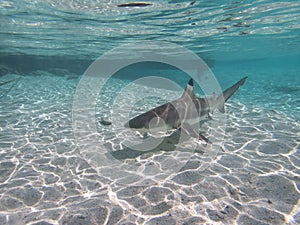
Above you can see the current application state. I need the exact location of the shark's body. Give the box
[125,77,247,143]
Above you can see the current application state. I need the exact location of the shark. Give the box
[124,77,247,143]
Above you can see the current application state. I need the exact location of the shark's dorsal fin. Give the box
[182,78,195,98]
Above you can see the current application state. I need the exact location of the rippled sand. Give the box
[0,73,299,225]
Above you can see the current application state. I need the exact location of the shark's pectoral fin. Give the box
[178,123,211,144]
[198,132,211,144]
[217,105,225,113]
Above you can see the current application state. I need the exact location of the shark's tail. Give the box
[217,76,248,113]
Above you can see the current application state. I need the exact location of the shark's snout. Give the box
[124,121,130,128]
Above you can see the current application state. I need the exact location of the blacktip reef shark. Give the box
[124,77,247,143]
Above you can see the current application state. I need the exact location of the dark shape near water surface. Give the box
[125,77,247,143]
[117,2,152,8]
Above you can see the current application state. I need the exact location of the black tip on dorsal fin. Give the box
[183,78,195,97]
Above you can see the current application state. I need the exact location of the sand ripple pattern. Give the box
[0,73,299,224]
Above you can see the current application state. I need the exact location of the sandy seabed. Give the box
[0,73,299,225]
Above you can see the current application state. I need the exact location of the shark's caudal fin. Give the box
[223,76,247,102]
[217,76,248,113]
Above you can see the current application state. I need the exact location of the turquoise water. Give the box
[1,0,300,224]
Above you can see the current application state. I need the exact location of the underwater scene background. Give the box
[0,0,299,224]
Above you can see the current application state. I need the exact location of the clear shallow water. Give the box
[1,0,300,59]
[1,0,300,224]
